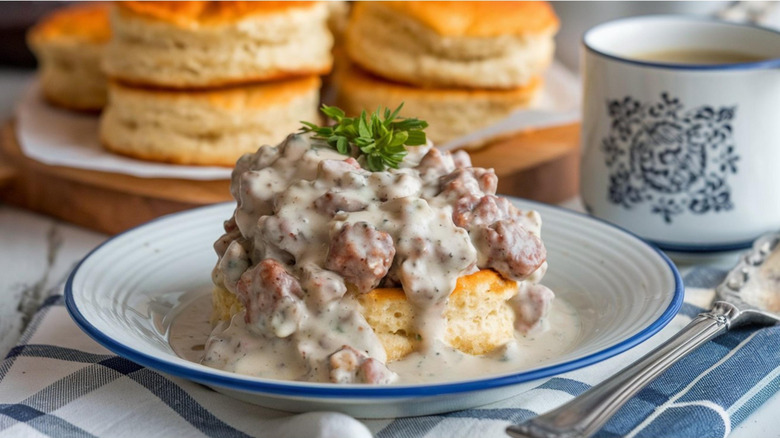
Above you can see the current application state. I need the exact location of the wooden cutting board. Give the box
[0,121,232,235]
[469,123,580,203]
[0,120,579,235]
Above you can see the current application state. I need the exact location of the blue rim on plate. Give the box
[650,238,753,254]
[65,201,684,399]
[583,14,780,71]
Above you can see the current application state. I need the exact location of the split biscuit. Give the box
[346,1,558,89]
[103,1,333,88]
[27,3,111,111]
[357,269,519,361]
[335,63,542,147]
[211,269,521,362]
[99,76,321,166]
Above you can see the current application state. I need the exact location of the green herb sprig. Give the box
[300,103,428,171]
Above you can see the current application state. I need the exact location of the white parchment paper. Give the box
[15,81,233,180]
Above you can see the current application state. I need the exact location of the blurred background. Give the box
[0,1,778,113]
[3,2,780,69]
[3,0,780,219]
[1,1,777,115]
[552,1,780,71]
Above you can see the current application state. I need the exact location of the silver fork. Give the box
[507,233,780,438]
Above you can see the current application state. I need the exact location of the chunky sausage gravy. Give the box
[191,133,576,384]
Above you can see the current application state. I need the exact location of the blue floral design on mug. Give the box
[602,93,739,223]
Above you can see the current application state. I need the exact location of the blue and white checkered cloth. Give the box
[1,266,778,438]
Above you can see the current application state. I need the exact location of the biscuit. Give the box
[99,76,320,166]
[358,269,519,361]
[211,269,520,362]
[103,1,333,88]
[335,63,542,147]
[27,3,111,111]
[346,1,558,89]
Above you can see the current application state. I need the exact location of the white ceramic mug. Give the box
[580,15,780,252]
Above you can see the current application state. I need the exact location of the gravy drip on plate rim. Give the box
[202,133,555,384]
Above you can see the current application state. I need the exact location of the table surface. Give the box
[1,68,778,437]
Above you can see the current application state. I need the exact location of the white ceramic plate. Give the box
[65,199,682,418]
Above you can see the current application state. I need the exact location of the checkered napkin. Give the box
[1,267,779,438]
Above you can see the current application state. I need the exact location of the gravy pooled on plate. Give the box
[201,108,570,384]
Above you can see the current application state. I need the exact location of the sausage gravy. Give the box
[190,133,577,384]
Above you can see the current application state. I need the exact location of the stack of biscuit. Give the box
[28,1,334,167]
[336,1,559,147]
[100,1,332,166]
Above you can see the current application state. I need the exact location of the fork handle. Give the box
[506,301,741,438]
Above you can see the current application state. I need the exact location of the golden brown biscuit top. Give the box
[28,3,111,45]
[117,1,320,28]
[358,1,558,37]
